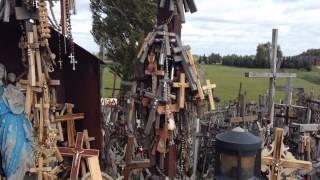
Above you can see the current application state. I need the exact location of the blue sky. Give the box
[52,0,320,56]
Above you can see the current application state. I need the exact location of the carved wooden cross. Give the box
[262,128,312,180]
[173,73,189,109]
[58,132,99,179]
[202,79,216,110]
[55,103,84,147]
[123,135,151,180]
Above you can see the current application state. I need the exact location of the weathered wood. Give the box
[55,103,84,147]
[123,135,151,180]
[245,72,296,78]
[230,115,258,123]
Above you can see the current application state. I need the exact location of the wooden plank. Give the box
[230,115,258,123]
[27,32,36,86]
[87,156,103,180]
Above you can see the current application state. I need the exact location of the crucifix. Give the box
[55,103,84,147]
[69,53,77,71]
[58,132,100,179]
[202,79,216,110]
[123,135,151,180]
[173,73,189,109]
[262,128,312,180]
[245,29,296,125]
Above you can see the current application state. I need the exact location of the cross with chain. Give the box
[68,53,77,70]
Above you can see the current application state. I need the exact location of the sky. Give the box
[53,0,320,56]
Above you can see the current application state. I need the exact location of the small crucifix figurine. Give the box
[58,132,100,179]
[262,128,312,180]
[69,53,77,70]
[202,79,216,110]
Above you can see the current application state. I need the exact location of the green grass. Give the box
[202,65,320,104]
[102,65,320,104]
[102,68,121,97]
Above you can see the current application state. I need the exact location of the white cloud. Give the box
[182,0,320,56]
[50,0,320,56]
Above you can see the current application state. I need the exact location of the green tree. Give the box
[90,0,157,79]
[255,42,283,68]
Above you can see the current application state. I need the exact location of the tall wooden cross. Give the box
[262,128,312,180]
[173,73,189,109]
[245,29,296,125]
[58,132,100,179]
[55,103,84,147]
[202,79,216,110]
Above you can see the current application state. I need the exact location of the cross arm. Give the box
[55,113,84,122]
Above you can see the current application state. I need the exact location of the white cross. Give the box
[69,53,77,70]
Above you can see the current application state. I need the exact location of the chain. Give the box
[66,0,77,70]
[58,28,63,69]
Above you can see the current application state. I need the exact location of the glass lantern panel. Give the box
[220,153,238,179]
[240,155,256,179]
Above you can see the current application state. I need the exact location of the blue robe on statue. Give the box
[0,85,34,179]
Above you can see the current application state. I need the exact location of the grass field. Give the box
[202,65,320,103]
[102,65,320,104]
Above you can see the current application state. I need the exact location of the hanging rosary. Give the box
[66,0,77,71]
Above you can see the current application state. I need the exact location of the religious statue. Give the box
[0,64,34,179]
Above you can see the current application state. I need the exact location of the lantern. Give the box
[215,127,262,180]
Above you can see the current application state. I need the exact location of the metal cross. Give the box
[68,53,77,70]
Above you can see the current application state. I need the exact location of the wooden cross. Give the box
[275,77,303,105]
[245,29,296,125]
[186,49,205,100]
[262,128,312,180]
[29,157,52,180]
[202,79,216,110]
[58,132,100,179]
[123,135,151,180]
[173,73,189,109]
[55,103,84,147]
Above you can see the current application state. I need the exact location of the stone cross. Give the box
[58,132,100,179]
[173,73,189,109]
[202,79,216,110]
[245,29,296,125]
[262,128,312,180]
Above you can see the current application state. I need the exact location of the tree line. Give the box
[198,43,314,71]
